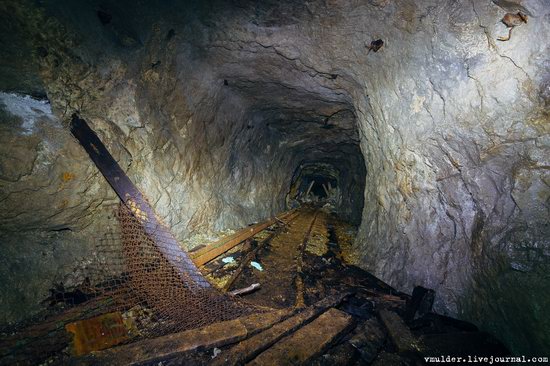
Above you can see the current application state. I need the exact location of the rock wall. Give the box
[0,0,548,355]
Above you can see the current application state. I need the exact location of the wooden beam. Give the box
[191,210,296,267]
[305,181,315,197]
[378,310,418,353]
[71,310,291,365]
[223,211,300,291]
[248,308,355,366]
[212,293,352,366]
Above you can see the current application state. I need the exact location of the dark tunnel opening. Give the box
[2,0,548,361]
[301,174,337,199]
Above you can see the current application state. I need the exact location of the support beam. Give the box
[70,114,209,288]
[322,183,330,197]
[305,180,315,198]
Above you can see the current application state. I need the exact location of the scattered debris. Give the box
[3,208,512,365]
[211,347,221,359]
[250,261,263,271]
[229,283,261,296]
[221,256,235,264]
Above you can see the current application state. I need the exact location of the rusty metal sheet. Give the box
[65,312,129,356]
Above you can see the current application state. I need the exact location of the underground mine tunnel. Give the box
[0,0,549,364]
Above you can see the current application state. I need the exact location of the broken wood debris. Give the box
[71,309,291,365]
[378,309,419,353]
[349,318,387,363]
[248,308,355,366]
[212,293,352,366]
[190,209,297,266]
[404,285,435,321]
[229,283,260,297]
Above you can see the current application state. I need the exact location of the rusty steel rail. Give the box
[222,210,302,291]
[294,210,320,308]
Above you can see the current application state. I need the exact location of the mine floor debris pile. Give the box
[0,206,510,365]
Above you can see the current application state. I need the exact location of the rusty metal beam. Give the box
[69,114,209,288]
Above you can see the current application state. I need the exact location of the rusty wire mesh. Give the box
[49,203,262,339]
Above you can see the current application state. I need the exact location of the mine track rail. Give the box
[190,209,300,267]
[294,210,319,308]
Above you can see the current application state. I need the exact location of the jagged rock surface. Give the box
[0,0,548,355]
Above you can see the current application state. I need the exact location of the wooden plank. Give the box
[349,318,387,363]
[70,115,208,288]
[71,309,291,366]
[222,211,300,291]
[191,210,296,266]
[248,308,355,366]
[378,310,418,353]
[404,286,435,321]
[212,293,352,366]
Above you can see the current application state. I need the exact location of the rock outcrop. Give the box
[0,0,548,355]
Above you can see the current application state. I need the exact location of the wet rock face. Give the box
[0,0,549,354]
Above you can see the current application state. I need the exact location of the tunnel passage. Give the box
[290,163,339,201]
[287,159,365,224]
[1,0,549,358]
[211,69,367,226]
[297,172,337,199]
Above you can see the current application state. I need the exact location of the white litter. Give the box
[250,261,263,271]
[221,256,235,264]
[211,348,221,359]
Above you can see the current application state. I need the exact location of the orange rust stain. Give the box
[62,172,76,182]
[65,312,129,356]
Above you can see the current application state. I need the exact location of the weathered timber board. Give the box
[71,309,291,366]
[378,309,419,353]
[248,308,355,366]
[212,292,351,366]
